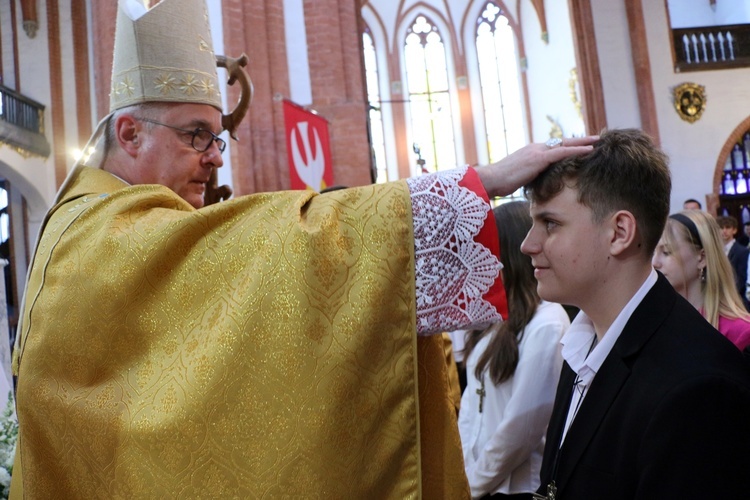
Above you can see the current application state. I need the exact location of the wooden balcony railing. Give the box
[672,23,750,73]
[0,83,49,157]
[0,83,44,134]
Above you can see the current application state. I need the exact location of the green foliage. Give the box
[0,391,17,498]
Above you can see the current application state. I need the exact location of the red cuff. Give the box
[459,168,508,320]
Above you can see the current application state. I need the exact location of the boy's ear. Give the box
[610,210,638,256]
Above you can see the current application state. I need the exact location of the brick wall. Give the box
[222,0,290,194]
[90,2,117,121]
[223,0,373,194]
[304,0,372,187]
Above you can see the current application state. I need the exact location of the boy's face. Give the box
[719,225,736,244]
[521,186,612,309]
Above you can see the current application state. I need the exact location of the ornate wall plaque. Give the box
[569,68,582,119]
[673,82,706,123]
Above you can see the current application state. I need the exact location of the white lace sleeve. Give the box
[406,166,502,336]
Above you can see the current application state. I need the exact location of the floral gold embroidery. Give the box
[198,78,215,96]
[114,76,135,97]
[154,73,177,95]
[198,35,211,53]
[179,74,199,95]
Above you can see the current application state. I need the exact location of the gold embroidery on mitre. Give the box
[116,76,135,97]
[199,36,211,53]
[154,73,177,95]
[198,78,215,96]
[179,75,199,96]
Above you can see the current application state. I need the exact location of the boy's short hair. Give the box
[524,128,671,255]
[715,215,738,230]
[683,198,702,209]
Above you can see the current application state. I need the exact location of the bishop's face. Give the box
[133,103,224,209]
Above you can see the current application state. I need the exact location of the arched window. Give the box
[718,130,750,223]
[362,28,389,183]
[0,180,18,351]
[404,15,456,174]
[476,2,525,163]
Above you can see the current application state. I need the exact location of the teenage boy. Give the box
[521,129,750,499]
[716,215,750,309]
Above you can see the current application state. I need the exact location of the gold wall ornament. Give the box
[673,82,706,123]
[546,115,563,139]
[569,68,582,119]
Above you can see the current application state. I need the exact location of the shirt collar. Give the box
[724,239,734,255]
[561,268,658,385]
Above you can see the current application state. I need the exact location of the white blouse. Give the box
[458,301,570,497]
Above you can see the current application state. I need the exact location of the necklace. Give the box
[538,334,598,499]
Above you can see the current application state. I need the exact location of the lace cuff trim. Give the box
[407,167,502,336]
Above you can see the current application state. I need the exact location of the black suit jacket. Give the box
[727,240,750,310]
[538,273,750,499]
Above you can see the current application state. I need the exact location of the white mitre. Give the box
[110,0,222,112]
[55,0,223,202]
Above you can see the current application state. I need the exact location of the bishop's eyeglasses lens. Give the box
[194,129,226,153]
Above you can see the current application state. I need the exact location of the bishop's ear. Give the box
[114,113,141,157]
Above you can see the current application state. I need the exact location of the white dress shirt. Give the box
[724,239,734,255]
[559,269,658,443]
[458,301,570,497]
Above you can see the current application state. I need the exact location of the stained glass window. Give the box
[404,16,456,174]
[362,28,389,183]
[476,2,524,163]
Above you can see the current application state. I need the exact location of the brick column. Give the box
[90,2,117,121]
[222,0,291,195]
[304,0,372,187]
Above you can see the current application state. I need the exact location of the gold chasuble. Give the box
[11,167,470,498]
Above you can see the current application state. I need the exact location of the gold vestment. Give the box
[10,167,468,498]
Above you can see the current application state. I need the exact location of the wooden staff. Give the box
[204,53,253,206]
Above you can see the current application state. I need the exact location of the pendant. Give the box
[531,481,557,500]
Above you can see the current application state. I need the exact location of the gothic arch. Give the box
[0,161,48,218]
[0,159,48,308]
[713,116,750,196]
[395,7,468,170]
[461,0,531,165]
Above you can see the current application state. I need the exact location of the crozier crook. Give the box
[204,53,253,206]
[217,53,253,139]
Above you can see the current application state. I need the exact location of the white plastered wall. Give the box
[521,0,585,142]
[649,0,750,213]
[0,0,57,247]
